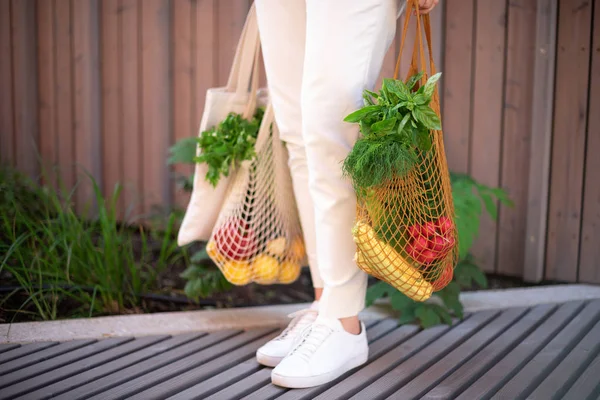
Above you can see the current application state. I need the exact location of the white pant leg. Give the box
[302,0,398,318]
[255,0,323,288]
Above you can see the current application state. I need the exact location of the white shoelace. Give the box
[276,309,318,341]
[288,323,333,362]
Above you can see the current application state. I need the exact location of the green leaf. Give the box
[479,191,498,220]
[415,305,442,328]
[383,78,410,101]
[191,248,209,263]
[390,291,414,311]
[413,105,441,130]
[413,94,428,106]
[371,117,397,133]
[407,72,424,90]
[398,306,417,324]
[344,105,381,123]
[424,72,442,98]
[413,127,433,152]
[365,281,392,307]
[437,282,464,318]
[397,113,411,135]
[168,137,199,165]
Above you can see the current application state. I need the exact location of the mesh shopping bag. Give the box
[348,0,458,302]
[206,104,306,286]
[178,4,268,246]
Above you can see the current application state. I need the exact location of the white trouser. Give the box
[255,0,398,318]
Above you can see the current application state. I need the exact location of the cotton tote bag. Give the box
[178,4,268,246]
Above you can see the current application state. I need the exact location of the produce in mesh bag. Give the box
[345,4,458,301]
[207,104,306,285]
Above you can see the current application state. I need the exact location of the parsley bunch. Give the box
[342,72,442,193]
[195,107,265,187]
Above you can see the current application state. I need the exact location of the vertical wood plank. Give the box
[141,0,171,215]
[172,0,193,210]
[215,0,250,86]
[430,1,445,108]
[469,0,507,273]
[193,0,215,129]
[441,0,474,174]
[496,0,538,277]
[545,0,592,282]
[523,0,558,282]
[0,0,15,166]
[37,0,59,188]
[0,2,14,165]
[120,0,143,220]
[54,0,75,194]
[579,1,600,284]
[11,0,39,180]
[72,0,102,215]
[101,0,123,214]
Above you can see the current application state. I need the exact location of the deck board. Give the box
[422,303,557,399]
[455,300,585,399]
[388,307,529,399]
[0,299,599,399]
[22,332,206,400]
[0,341,62,367]
[493,299,600,399]
[350,310,500,399]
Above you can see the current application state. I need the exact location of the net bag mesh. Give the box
[352,1,458,302]
[207,104,306,285]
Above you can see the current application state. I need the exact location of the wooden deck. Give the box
[0,299,599,400]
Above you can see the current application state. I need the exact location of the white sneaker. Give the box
[270,315,368,388]
[256,301,319,367]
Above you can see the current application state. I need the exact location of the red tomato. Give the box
[443,236,456,252]
[422,221,438,238]
[436,216,454,235]
[416,249,437,265]
[214,218,257,261]
[432,264,454,291]
[407,225,421,240]
[413,236,428,252]
[431,235,447,252]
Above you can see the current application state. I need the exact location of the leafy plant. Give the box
[180,247,233,300]
[342,72,441,193]
[194,108,265,187]
[0,166,183,322]
[365,174,513,328]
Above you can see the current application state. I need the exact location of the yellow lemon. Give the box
[266,237,287,257]
[288,236,306,261]
[252,254,280,284]
[278,261,301,284]
[206,240,226,264]
[221,260,252,285]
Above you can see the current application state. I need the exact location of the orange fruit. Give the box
[252,254,280,284]
[288,236,306,261]
[279,261,301,284]
[221,260,252,285]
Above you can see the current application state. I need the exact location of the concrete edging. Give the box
[1,284,599,344]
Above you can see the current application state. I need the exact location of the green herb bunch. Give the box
[342,72,442,194]
[195,107,265,187]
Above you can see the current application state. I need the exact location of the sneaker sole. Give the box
[271,351,368,388]
[256,351,284,368]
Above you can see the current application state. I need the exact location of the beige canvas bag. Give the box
[178,4,268,246]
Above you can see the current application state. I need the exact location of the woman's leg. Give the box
[301,0,397,326]
[254,0,323,297]
[254,0,323,368]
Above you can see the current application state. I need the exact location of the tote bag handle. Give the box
[225,3,262,119]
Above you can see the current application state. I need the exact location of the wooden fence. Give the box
[0,0,598,284]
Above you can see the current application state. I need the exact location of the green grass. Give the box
[0,166,183,322]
